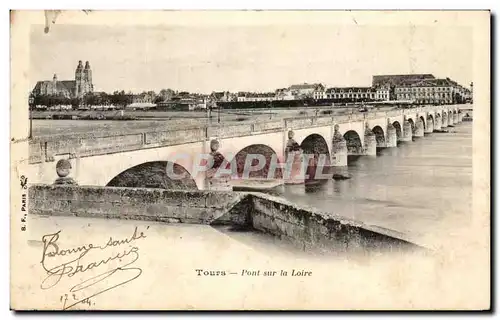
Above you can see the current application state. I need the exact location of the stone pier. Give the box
[453,113,459,124]
[415,119,425,137]
[284,150,305,184]
[386,121,397,147]
[425,119,434,133]
[434,116,442,130]
[401,120,413,142]
[331,125,348,175]
[364,127,377,156]
[284,130,305,184]
[442,113,449,128]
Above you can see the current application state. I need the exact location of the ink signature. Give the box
[40,226,148,310]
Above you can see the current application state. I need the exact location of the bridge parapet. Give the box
[350,113,366,121]
[25,106,445,165]
[253,120,284,133]
[209,123,253,138]
[333,115,349,123]
[29,132,146,164]
[285,117,314,129]
[145,127,206,146]
[313,116,335,126]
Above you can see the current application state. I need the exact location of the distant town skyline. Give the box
[30,24,473,94]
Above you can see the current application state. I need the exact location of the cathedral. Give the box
[32,60,94,98]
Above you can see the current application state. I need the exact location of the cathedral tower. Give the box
[52,74,57,95]
[75,60,84,97]
[83,61,93,94]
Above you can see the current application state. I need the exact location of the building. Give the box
[375,85,390,101]
[469,82,474,102]
[275,88,295,100]
[313,87,326,100]
[156,97,206,111]
[32,60,94,98]
[324,87,376,101]
[237,93,275,102]
[211,91,236,102]
[372,74,436,100]
[394,78,457,104]
[288,83,324,99]
[132,92,155,104]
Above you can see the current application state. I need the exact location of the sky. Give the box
[29,23,473,94]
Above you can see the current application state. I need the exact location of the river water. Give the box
[279,122,473,246]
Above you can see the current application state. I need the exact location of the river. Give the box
[279,122,473,246]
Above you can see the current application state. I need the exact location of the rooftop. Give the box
[289,83,323,90]
[372,74,436,87]
[326,86,375,93]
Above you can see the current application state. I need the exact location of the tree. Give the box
[109,90,132,108]
[70,97,81,109]
[158,88,174,101]
[32,93,71,108]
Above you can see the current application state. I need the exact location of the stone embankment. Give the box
[29,184,421,254]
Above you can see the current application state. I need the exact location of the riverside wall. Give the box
[29,184,421,253]
[28,184,248,225]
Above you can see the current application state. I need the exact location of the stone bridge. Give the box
[16,105,465,190]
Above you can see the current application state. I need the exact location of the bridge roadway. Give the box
[16,105,466,190]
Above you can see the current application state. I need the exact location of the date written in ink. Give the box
[60,294,95,309]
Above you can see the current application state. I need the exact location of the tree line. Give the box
[30,89,179,109]
[31,91,134,109]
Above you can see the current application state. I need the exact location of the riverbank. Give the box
[34,113,139,121]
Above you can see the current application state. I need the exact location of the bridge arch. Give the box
[343,130,363,155]
[392,121,402,140]
[231,144,282,179]
[300,134,331,165]
[372,125,386,148]
[106,161,198,190]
